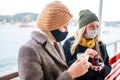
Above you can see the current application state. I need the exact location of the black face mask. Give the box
[51,30,68,42]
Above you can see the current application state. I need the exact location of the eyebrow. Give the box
[63,26,67,28]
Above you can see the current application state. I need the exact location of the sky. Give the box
[0,0,120,21]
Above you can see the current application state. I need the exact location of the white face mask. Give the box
[84,30,98,39]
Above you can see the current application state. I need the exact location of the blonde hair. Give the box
[70,26,103,62]
[71,26,86,54]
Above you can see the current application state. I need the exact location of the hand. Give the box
[98,62,105,71]
[84,48,98,58]
[90,62,105,71]
[67,58,90,78]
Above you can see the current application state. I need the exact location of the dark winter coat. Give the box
[63,36,111,80]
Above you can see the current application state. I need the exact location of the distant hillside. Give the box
[1,13,120,27]
[104,21,120,27]
[0,13,39,24]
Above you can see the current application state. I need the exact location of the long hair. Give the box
[71,26,86,54]
[70,26,103,62]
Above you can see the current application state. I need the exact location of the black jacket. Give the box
[63,36,111,80]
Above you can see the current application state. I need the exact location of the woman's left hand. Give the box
[90,62,105,71]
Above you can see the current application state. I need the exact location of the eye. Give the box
[90,25,98,29]
[96,25,99,28]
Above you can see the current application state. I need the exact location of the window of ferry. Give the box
[0,0,99,80]
[101,0,120,58]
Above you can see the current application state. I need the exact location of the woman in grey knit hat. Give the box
[63,9,111,80]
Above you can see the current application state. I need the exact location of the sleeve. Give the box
[18,45,44,80]
[63,39,76,66]
[56,70,72,80]
[99,43,112,78]
[99,54,111,77]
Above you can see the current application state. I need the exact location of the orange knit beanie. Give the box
[36,1,72,31]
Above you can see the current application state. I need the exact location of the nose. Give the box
[95,26,98,29]
[64,26,68,32]
[65,28,68,32]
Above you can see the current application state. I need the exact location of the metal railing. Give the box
[106,40,120,55]
[0,69,18,80]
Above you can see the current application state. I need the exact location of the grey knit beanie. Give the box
[78,9,99,28]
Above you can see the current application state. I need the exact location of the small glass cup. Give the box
[92,54,100,66]
[77,53,89,61]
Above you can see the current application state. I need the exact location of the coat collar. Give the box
[31,31,67,67]
[31,30,49,44]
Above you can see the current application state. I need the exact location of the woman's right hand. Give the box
[84,48,98,58]
[67,58,91,78]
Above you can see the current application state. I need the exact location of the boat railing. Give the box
[0,69,18,80]
[106,40,120,55]
[0,40,120,80]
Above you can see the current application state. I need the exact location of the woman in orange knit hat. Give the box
[18,1,93,80]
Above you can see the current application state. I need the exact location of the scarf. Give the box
[79,37,95,48]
